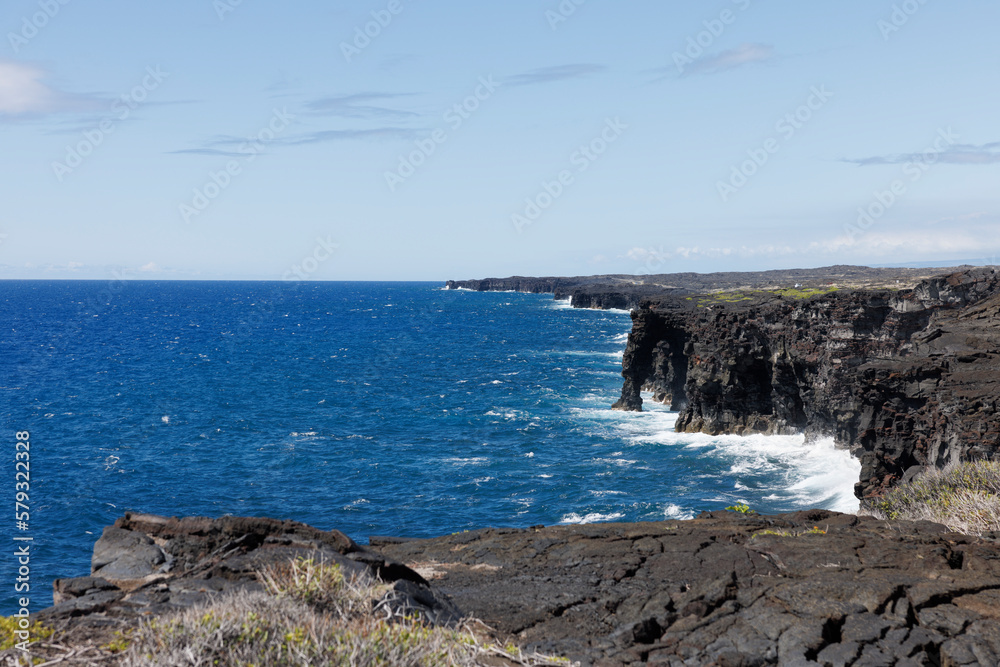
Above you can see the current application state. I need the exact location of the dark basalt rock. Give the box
[609,268,1000,499]
[36,513,457,640]
[91,526,169,582]
[375,511,1000,666]
[38,512,1000,665]
[445,266,981,312]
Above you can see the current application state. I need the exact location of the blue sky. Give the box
[1,0,998,280]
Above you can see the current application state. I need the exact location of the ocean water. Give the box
[0,281,859,611]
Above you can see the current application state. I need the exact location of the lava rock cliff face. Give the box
[612,269,1000,498]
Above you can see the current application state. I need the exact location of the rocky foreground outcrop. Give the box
[378,509,1000,666]
[30,511,1000,666]
[33,513,459,645]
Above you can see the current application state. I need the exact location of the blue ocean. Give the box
[1,281,859,611]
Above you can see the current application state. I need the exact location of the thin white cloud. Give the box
[0,60,101,117]
[624,244,798,265]
[684,43,775,77]
[925,211,988,226]
[303,92,419,119]
[505,64,606,86]
[677,244,796,258]
[0,60,60,114]
[811,230,989,257]
[843,142,1000,166]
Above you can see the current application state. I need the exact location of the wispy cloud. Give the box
[926,211,989,226]
[811,229,993,256]
[169,134,256,157]
[41,100,198,135]
[627,227,1000,268]
[285,127,424,145]
[505,64,605,87]
[169,147,246,158]
[623,243,797,262]
[843,142,1000,166]
[0,60,103,117]
[171,126,425,155]
[682,43,775,77]
[378,54,418,73]
[265,71,303,94]
[303,92,418,119]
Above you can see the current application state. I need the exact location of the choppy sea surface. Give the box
[0,281,860,610]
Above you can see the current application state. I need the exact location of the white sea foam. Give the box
[570,392,861,514]
[664,504,695,520]
[781,438,862,513]
[560,511,625,524]
[443,457,489,467]
[593,457,638,468]
[486,409,523,420]
[637,420,860,513]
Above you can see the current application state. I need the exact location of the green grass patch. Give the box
[687,285,839,309]
[767,286,839,299]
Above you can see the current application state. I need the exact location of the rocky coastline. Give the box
[452,265,1000,500]
[25,510,1000,665]
[19,265,1000,666]
[444,266,977,313]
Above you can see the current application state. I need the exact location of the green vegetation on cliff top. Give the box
[687,285,841,308]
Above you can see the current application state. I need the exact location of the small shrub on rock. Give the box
[859,459,1000,536]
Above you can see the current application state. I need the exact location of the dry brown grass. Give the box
[111,558,574,667]
[859,460,1000,536]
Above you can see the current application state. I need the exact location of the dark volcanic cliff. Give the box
[613,268,1000,498]
[445,275,678,310]
[445,266,975,312]
[448,266,1000,498]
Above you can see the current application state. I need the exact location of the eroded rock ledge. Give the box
[34,511,1000,666]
